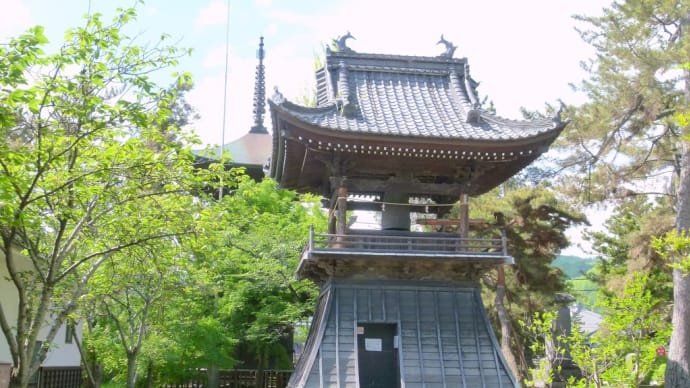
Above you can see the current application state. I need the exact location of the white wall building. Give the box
[0,250,82,368]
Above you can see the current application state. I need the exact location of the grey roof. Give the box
[290,280,518,388]
[271,50,561,142]
[197,132,271,167]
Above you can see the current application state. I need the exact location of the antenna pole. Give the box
[219,0,231,199]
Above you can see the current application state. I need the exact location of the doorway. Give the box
[357,323,400,388]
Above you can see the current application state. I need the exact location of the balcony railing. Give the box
[305,226,512,262]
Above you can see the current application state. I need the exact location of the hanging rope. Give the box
[345,200,459,207]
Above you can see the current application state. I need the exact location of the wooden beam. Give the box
[329,177,469,196]
[320,199,456,214]
[416,219,489,226]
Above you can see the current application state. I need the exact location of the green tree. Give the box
[466,185,586,380]
[558,1,689,385]
[83,241,186,388]
[141,178,326,387]
[191,178,325,386]
[0,8,212,388]
[571,274,670,388]
[523,275,670,388]
[585,196,674,304]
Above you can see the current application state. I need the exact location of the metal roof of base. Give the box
[289,280,518,388]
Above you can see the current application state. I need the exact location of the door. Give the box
[357,323,399,388]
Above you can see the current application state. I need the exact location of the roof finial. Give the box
[250,36,268,134]
[437,34,457,58]
[271,86,285,104]
[331,31,356,53]
[463,64,482,123]
[552,99,567,126]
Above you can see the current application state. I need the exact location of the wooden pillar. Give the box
[458,193,469,238]
[336,185,348,235]
[330,185,347,249]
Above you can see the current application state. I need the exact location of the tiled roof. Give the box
[272,51,562,142]
[194,132,271,167]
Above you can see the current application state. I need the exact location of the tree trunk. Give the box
[207,364,219,388]
[72,323,101,388]
[10,360,30,388]
[255,349,267,388]
[126,352,138,388]
[8,374,24,388]
[666,265,690,387]
[145,360,154,388]
[495,267,521,381]
[665,49,690,388]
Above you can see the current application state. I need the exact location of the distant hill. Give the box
[552,255,600,309]
[552,255,597,279]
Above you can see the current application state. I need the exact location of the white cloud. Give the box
[187,55,258,147]
[255,0,272,7]
[194,1,229,28]
[202,44,234,68]
[144,6,160,17]
[0,0,33,40]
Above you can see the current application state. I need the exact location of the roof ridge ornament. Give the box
[331,31,356,53]
[250,36,268,134]
[552,99,567,126]
[437,34,457,58]
[272,86,285,104]
[336,61,358,117]
[464,64,481,123]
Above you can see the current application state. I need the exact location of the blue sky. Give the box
[2,0,607,148]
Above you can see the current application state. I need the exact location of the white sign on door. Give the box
[365,338,382,352]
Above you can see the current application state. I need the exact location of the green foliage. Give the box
[585,197,674,307]
[653,229,690,274]
[0,6,222,388]
[146,178,326,382]
[472,186,587,308]
[469,185,586,379]
[82,177,327,387]
[557,0,689,204]
[524,274,671,388]
[520,311,562,387]
[570,273,671,388]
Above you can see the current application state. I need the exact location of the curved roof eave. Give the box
[269,99,567,149]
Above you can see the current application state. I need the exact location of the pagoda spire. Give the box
[249,36,268,134]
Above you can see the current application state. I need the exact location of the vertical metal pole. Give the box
[218,0,231,200]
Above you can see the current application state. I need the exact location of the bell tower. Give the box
[268,35,567,388]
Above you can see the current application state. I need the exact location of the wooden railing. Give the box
[307,226,509,258]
